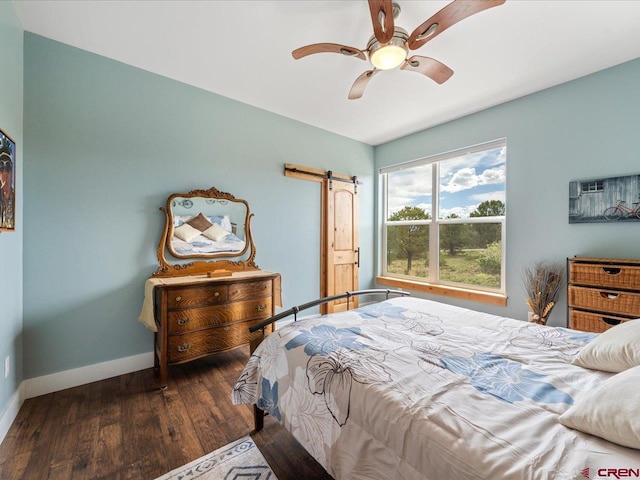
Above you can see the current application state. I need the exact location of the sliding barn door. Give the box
[323,180,359,313]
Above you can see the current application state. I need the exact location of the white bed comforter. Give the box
[232,297,640,480]
[171,233,245,255]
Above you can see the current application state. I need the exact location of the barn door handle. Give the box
[355,248,360,267]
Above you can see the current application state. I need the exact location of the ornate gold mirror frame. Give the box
[153,186,258,277]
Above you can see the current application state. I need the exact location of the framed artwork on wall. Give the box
[569,173,640,224]
[0,129,16,232]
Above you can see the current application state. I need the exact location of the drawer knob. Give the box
[214,292,220,297]
[175,296,182,302]
[177,343,191,352]
[257,304,267,312]
[177,318,190,325]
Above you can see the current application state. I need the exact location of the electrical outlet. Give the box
[4,356,9,379]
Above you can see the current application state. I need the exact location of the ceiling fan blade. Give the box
[368,0,395,44]
[292,43,366,61]
[401,56,453,84]
[408,0,505,51]
[348,70,379,100]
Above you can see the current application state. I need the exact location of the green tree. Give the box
[471,200,505,217]
[478,241,502,275]
[470,200,505,247]
[440,214,472,255]
[388,206,430,275]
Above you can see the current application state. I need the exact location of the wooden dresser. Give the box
[568,257,640,333]
[151,271,279,387]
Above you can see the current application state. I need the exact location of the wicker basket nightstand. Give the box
[568,257,640,333]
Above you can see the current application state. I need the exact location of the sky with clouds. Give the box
[387,146,506,219]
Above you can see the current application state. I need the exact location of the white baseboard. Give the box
[0,383,25,446]
[23,352,154,399]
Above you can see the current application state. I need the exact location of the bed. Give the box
[170,213,246,255]
[170,232,245,255]
[232,292,640,480]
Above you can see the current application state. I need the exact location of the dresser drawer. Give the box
[166,284,228,309]
[167,320,265,363]
[570,262,640,290]
[568,285,640,317]
[228,280,272,301]
[569,309,633,333]
[167,297,272,332]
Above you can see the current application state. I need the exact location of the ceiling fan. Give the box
[292,0,506,99]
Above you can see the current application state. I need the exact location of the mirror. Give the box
[154,186,258,277]
[169,195,248,258]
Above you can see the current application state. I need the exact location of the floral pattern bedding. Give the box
[232,297,640,480]
[171,232,245,255]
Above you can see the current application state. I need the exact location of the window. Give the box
[581,180,603,193]
[380,139,507,300]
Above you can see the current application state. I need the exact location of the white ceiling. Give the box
[12,0,640,146]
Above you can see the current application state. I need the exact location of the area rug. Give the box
[155,435,278,480]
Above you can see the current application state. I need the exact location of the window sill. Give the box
[376,276,508,307]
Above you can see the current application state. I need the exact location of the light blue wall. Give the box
[23,33,374,379]
[18,30,640,381]
[375,58,640,326]
[0,2,24,417]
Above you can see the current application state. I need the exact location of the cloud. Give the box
[386,144,506,215]
[441,167,478,193]
[470,190,506,203]
[440,166,505,193]
[440,205,475,218]
[480,168,505,184]
[387,198,432,217]
[387,166,432,215]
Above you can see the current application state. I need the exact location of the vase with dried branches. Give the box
[521,262,564,325]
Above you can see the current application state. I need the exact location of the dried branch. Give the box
[521,262,564,323]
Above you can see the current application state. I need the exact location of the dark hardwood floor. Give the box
[0,348,333,480]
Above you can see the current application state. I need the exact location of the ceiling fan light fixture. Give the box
[370,44,408,70]
[367,27,409,70]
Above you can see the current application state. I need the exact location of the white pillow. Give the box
[201,223,229,242]
[571,319,640,372]
[173,223,202,243]
[559,365,640,449]
[207,214,233,233]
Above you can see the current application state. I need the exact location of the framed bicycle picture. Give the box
[569,173,640,224]
[0,129,16,232]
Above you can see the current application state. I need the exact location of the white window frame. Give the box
[379,139,507,299]
[581,180,603,193]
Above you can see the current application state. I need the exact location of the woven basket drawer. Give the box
[568,286,640,317]
[569,309,632,333]
[570,262,640,290]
